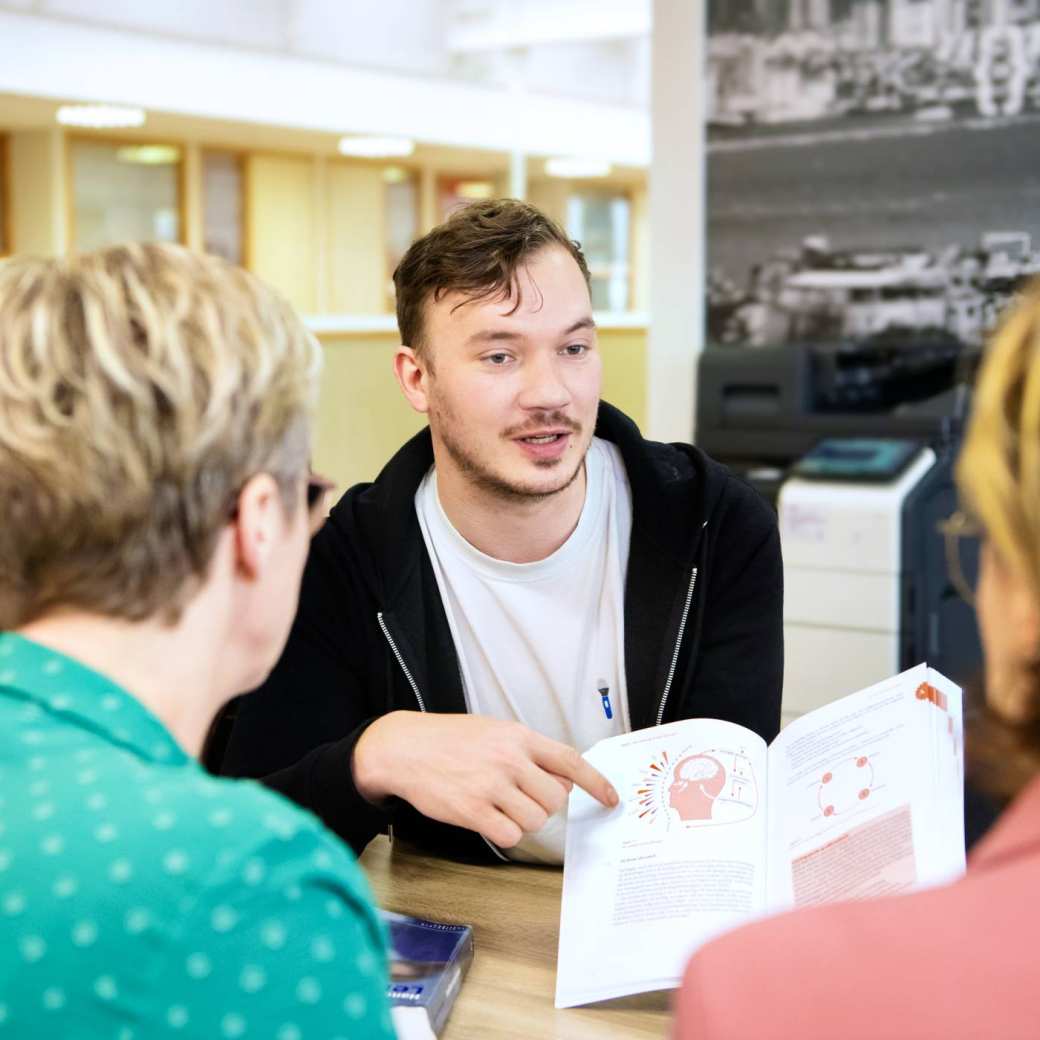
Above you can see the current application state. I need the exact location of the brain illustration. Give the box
[676,755,722,783]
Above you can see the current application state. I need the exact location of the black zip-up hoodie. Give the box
[220,402,783,861]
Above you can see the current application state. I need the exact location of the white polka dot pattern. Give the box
[0,632,394,1038]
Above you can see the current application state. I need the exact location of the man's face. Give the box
[417,245,601,501]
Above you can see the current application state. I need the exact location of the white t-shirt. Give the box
[415,437,633,863]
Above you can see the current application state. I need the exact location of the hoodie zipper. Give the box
[377,610,509,862]
[654,566,698,726]
[377,612,426,712]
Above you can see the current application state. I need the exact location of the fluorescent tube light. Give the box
[545,157,612,179]
[116,145,181,166]
[338,136,415,158]
[57,104,146,129]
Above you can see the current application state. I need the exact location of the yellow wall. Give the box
[311,330,424,492]
[2,127,650,323]
[527,178,569,226]
[245,153,317,314]
[8,129,66,256]
[631,184,649,312]
[599,326,648,429]
[243,155,387,316]
[312,326,648,493]
[325,162,385,314]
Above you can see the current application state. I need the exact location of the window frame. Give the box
[66,133,188,254]
[567,183,635,314]
[383,165,420,312]
[0,132,11,257]
[200,147,247,266]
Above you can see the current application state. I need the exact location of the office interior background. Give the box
[0,0,671,495]
[0,0,1018,715]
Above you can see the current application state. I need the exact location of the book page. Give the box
[391,1008,436,1040]
[555,718,768,1008]
[766,665,964,911]
[905,668,965,882]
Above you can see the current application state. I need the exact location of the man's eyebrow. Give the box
[465,329,524,345]
[464,317,596,346]
[564,317,597,335]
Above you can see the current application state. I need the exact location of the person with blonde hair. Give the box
[0,243,393,1037]
[673,283,1040,1038]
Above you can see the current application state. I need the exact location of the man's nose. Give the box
[517,351,570,411]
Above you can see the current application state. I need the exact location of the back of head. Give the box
[392,198,590,359]
[0,243,321,629]
[958,278,1040,795]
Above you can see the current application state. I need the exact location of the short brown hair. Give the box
[392,198,591,357]
[958,278,1040,798]
[0,243,321,628]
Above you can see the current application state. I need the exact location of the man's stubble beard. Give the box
[430,397,589,504]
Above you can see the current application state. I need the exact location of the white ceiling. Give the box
[0,0,651,106]
[0,1,652,164]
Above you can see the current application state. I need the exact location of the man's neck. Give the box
[434,460,588,564]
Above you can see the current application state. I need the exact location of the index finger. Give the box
[531,737,619,809]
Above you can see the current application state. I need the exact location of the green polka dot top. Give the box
[0,633,394,1039]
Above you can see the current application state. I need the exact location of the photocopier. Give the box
[696,338,981,725]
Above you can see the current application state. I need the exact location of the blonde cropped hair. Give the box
[958,281,1040,601]
[958,278,1040,795]
[0,243,322,628]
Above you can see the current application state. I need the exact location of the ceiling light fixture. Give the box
[545,157,612,179]
[116,145,181,166]
[456,181,495,200]
[56,104,146,129]
[338,135,415,158]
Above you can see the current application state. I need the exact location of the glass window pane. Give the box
[384,168,419,311]
[385,170,418,275]
[72,140,181,252]
[566,190,631,311]
[202,151,243,264]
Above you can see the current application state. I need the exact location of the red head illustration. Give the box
[668,754,726,822]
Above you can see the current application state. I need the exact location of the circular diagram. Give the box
[817,755,875,818]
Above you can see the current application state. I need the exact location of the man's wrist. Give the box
[351,711,405,805]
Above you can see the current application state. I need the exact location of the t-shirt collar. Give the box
[423,437,609,583]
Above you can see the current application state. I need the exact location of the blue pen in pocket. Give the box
[596,678,613,720]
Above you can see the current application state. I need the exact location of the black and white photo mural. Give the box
[706,0,1040,351]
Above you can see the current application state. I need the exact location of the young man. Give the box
[221,200,783,864]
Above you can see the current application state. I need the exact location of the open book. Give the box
[555,664,964,1008]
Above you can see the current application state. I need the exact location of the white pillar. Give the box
[508,73,529,201]
[648,0,706,443]
[509,149,528,200]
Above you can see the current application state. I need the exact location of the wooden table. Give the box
[360,836,671,1039]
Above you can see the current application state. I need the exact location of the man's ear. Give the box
[232,473,284,581]
[393,346,430,415]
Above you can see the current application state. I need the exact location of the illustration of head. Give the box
[668,754,726,822]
